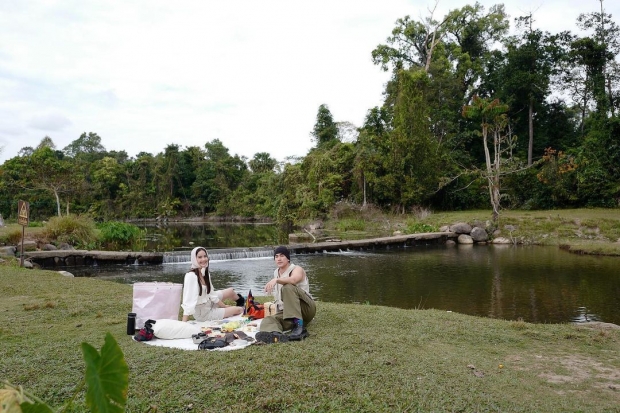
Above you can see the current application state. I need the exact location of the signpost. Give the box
[18,200,29,268]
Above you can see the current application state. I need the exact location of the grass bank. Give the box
[1,267,619,412]
[321,208,620,256]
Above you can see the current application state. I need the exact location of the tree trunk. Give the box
[528,98,534,166]
[53,189,61,217]
[362,175,367,207]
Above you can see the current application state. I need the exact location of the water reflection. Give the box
[73,244,620,325]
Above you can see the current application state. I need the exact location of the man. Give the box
[255,246,316,343]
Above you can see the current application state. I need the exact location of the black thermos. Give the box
[126,313,137,335]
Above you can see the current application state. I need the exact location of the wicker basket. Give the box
[263,301,277,316]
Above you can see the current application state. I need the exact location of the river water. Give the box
[71,223,620,325]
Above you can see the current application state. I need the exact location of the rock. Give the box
[439,225,450,232]
[304,220,324,232]
[492,229,501,237]
[457,234,474,244]
[288,233,313,243]
[492,237,512,244]
[445,239,456,246]
[450,222,472,234]
[22,240,37,251]
[470,227,489,242]
[393,230,403,236]
[58,271,75,277]
[0,246,16,256]
[58,243,75,250]
[41,243,57,251]
[504,224,517,232]
[22,260,34,269]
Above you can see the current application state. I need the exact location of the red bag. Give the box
[245,290,265,320]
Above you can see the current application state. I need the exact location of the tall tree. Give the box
[462,96,512,222]
[311,104,339,148]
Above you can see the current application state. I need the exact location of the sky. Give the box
[1,0,618,165]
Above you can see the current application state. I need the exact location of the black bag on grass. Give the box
[198,337,228,350]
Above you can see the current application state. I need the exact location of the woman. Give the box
[181,247,244,322]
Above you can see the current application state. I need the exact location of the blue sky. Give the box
[1,0,618,164]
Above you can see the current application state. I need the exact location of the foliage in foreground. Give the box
[2,333,128,413]
[1,267,619,412]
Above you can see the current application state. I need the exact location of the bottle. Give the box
[126,313,137,335]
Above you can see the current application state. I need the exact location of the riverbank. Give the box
[316,208,620,257]
[1,208,619,259]
[1,266,619,411]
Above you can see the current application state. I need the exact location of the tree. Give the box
[311,104,338,148]
[496,16,562,165]
[249,152,277,173]
[462,96,512,222]
[63,132,106,160]
[4,147,81,217]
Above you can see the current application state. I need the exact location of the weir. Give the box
[164,247,275,264]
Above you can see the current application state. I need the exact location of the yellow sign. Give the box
[18,200,29,226]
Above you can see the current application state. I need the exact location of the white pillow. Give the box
[152,319,201,339]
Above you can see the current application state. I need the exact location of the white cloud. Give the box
[0,0,618,163]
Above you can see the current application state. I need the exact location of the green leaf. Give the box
[81,333,129,413]
[19,401,55,413]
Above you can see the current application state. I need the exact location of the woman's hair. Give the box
[191,247,211,296]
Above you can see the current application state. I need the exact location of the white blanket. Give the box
[141,316,262,351]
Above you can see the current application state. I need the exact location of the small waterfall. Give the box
[163,247,275,264]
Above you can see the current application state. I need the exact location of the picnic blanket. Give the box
[140,316,262,351]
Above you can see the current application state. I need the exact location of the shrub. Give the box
[406,221,438,233]
[42,215,97,247]
[5,229,23,245]
[97,221,144,250]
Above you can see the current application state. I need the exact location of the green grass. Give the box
[1,267,619,412]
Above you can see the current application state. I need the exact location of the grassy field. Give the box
[1,266,619,412]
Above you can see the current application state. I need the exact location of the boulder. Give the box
[304,220,324,232]
[492,237,512,244]
[22,240,37,252]
[445,239,457,246]
[58,243,75,250]
[58,271,75,277]
[41,243,57,251]
[439,225,450,232]
[288,233,313,243]
[457,234,474,244]
[450,222,472,234]
[0,246,16,256]
[470,227,489,242]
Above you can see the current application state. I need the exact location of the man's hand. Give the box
[264,278,278,293]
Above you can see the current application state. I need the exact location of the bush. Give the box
[42,215,97,247]
[406,221,437,233]
[4,229,23,245]
[97,221,144,250]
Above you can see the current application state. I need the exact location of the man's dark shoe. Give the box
[235,293,245,307]
[288,324,309,341]
[255,331,289,344]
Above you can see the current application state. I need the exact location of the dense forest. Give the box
[1,2,619,226]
